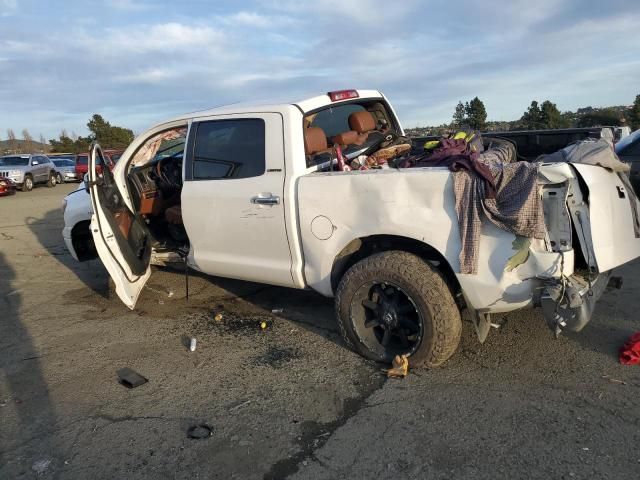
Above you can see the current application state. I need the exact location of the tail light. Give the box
[328,90,359,102]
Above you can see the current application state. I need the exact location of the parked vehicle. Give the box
[616,128,640,195]
[0,154,58,191]
[66,89,640,367]
[50,156,78,183]
[0,177,17,196]
[74,149,123,178]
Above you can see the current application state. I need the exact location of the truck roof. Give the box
[159,89,384,126]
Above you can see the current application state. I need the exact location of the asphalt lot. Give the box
[1,183,640,479]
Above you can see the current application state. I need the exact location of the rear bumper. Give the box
[541,271,612,334]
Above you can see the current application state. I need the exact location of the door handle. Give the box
[617,185,626,199]
[251,194,280,205]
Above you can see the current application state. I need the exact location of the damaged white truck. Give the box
[87,89,640,367]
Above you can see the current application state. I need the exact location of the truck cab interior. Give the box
[124,127,188,252]
[303,100,402,169]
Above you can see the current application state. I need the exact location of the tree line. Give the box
[415,93,640,135]
[2,114,134,155]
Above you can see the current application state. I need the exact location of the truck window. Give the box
[308,104,365,138]
[192,119,265,180]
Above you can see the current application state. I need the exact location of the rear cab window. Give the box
[302,99,399,170]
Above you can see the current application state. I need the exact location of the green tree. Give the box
[87,114,134,149]
[452,101,466,127]
[630,94,640,130]
[520,101,544,129]
[577,108,621,128]
[464,97,487,130]
[540,101,569,129]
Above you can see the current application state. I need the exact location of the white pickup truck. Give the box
[83,89,640,367]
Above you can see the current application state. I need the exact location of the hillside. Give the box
[0,139,51,155]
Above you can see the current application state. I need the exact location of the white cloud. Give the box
[220,11,293,28]
[105,0,151,11]
[1,0,17,17]
[85,22,227,54]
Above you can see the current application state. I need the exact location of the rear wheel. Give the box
[47,172,56,187]
[56,172,63,184]
[22,175,33,192]
[335,251,462,368]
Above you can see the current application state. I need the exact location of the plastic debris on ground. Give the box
[189,337,197,352]
[187,424,213,439]
[620,332,640,365]
[31,458,52,474]
[116,367,148,388]
[386,354,409,378]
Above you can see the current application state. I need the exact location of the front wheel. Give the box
[47,172,56,187]
[335,251,462,368]
[56,173,63,184]
[22,175,33,191]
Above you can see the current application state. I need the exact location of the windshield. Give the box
[76,155,88,165]
[616,129,640,153]
[0,156,29,166]
[109,153,122,162]
[53,159,75,167]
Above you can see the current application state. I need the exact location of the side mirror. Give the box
[84,173,90,193]
[32,160,39,165]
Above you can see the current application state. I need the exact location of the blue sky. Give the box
[0,0,639,140]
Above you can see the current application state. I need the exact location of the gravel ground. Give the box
[1,183,639,479]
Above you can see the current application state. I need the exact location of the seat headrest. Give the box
[304,127,328,155]
[332,130,359,146]
[348,111,376,134]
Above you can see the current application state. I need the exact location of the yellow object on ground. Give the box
[386,354,409,378]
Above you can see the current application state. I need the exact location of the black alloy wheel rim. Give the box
[351,281,424,357]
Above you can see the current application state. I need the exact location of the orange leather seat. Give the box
[332,111,379,147]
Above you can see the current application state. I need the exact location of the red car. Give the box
[0,177,17,196]
[75,149,124,178]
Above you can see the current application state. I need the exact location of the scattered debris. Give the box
[187,424,213,439]
[117,368,148,389]
[31,458,52,474]
[214,313,223,322]
[271,308,283,314]
[386,355,409,378]
[189,338,197,352]
[260,321,268,330]
[229,399,251,412]
[620,332,640,365]
[602,375,627,385]
[168,290,175,298]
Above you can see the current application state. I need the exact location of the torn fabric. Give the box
[455,144,546,274]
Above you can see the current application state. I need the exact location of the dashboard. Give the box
[129,155,183,216]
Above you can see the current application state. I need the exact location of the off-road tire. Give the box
[22,174,33,192]
[335,251,462,368]
[47,172,56,187]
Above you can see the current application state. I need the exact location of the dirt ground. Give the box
[1,183,640,479]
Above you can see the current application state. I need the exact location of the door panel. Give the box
[181,113,294,287]
[573,164,640,271]
[89,144,151,308]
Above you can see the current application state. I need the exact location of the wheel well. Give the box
[71,220,97,261]
[330,235,461,298]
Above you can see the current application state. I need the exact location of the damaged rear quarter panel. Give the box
[296,168,571,313]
